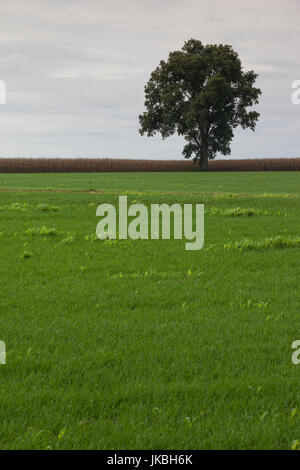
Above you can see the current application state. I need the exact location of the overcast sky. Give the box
[0,0,299,159]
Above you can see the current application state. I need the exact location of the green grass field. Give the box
[0,171,300,450]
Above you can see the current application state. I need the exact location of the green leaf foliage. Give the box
[139,39,261,167]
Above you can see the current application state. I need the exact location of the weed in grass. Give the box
[213,192,239,199]
[224,234,300,251]
[291,408,297,418]
[291,440,300,450]
[210,207,267,217]
[85,234,99,242]
[255,300,271,309]
[58,429,67,440]
[0,202,29,211]
[261,192,291,198]
[0,202,60,212]
[55,233,76,246]
[276,211,290,217]
[36,203,59,211]
[24,226,57,237]
[20,251,33,259]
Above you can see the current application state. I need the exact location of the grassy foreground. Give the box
[0,171,300,450]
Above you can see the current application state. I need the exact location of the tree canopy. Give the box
[139,39,261,168]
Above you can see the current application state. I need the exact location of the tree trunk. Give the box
[199,146,208,168]
[198,131,209,169]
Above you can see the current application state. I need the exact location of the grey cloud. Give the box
[0,0,299,158]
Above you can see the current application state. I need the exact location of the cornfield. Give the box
[0,157,299,173]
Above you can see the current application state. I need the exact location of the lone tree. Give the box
[139,39,261,168]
